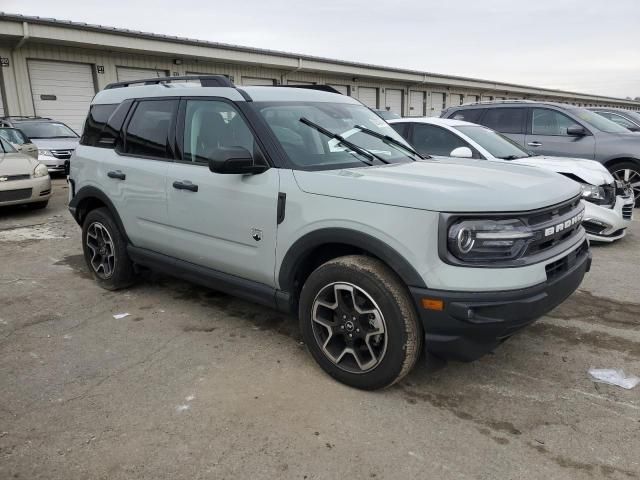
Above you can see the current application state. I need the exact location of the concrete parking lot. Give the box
[1,179,638,480]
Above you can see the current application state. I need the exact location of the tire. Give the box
[298,255,422,390]
[81,207,135,290]
[609,161,640,207]
[26,201,48,210]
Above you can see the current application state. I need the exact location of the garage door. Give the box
[327,84,349,96]
[429,92,446,117]
[358,87,378,108]
[465,95,479,104]
[385,89,403,116]
[28,60,96,134]
[117,67,168,84]
[408,91,424,116]
[241,77,275,86]
[0,91,4,116]
[449,94,463,108]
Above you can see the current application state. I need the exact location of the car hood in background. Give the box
[0,152,38,176]
[512,156,614,186]
[30,138,80,150]
[293,159,580,213]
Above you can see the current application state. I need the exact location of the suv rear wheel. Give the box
[610,161,640,206]
[299,255,422,390]
[82,207,135,290]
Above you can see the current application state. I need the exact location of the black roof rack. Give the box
[277,85,342,94]
[104,75,235,90]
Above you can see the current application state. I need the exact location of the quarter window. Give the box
[531,108,577,136]
[411,123,474,157]
[80,104,118,147]
[480,108,525,134]
[124,100,178,158]
[182,100,259,164]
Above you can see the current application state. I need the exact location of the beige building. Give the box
[1,12,639,132]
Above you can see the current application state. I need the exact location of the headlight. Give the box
[33,163,49,178]
[448,219,535,262]
[580,184,605,200]
[39,149,54,157]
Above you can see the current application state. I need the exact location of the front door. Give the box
[164,98,280,287]
[525,107,596,159]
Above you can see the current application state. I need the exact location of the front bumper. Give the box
[409,240,591,362]
[39,154,68,172]
[583,195,634,242]
[0,175,52,207]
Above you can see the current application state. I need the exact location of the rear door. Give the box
[525,107,596,158]
[478,107,527,146]
[164,98,279,286]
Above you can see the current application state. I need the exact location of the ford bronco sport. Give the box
[68,76,591,390]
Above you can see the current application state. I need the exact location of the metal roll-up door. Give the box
[449,94,463,108]
[327,84,349,96]
[408,91,424,116]
[28,60,96,134]
[465,95,479,104]
[0,92,4,116]
[429,92,446,117]
[116,67,168,83]
[241,77,275,86]
[385,89,403,116]
[358,87,378,108]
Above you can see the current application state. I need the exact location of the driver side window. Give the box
[531,108,577,136]
[411,123,473,157]
[183,100,260,164]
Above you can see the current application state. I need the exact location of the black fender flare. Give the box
[69,186,130,243]
[277,228,427,292]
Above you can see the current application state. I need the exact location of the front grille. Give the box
[0,174,30,182]
[524,196,584,256]
[0,188,32,202]
[545,240,589,281]
[622,205,633,220]
[50,149,73,159]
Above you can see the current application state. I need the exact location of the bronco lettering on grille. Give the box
[543,211,584,237]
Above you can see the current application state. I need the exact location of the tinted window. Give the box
[390,122,408,138]
[183,100,259,164]
[411,123,471,156]
[450,109,484,123]
[481,108,525,134]
[454,125,529,159]
[80,104,118,147]
[124,100,178,158]
[531,108,578,136]
[0,128,28,145]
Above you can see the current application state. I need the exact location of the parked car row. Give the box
[0,136,51,210]
[67,75,594,390]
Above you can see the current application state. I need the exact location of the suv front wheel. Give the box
[299,255,422,390]
[82,207,135,290]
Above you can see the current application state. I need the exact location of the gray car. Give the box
[589,107,640,133]
[441,100,640,205]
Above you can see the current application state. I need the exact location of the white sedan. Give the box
[389,117,634,243]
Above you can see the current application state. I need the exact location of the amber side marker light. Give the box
[421,298,444,311]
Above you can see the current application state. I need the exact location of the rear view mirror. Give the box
[567,125,587,136]
[450,146,473,158]
[208,147,268,175]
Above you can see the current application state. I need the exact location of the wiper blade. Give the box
[353,124,426,160]
[299,117,388,165]
[498,155,523,160]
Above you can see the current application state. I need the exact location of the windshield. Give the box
[254,101,416,170]
[0,128,29,145]
[17,122,78,139]
[0,137,17,153]
[454,125,530,159]
[569,108,629,133]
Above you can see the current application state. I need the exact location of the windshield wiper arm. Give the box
[299,117,388,165]
[498,155,524,160]
[353,125,426,160]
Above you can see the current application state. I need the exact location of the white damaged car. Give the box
[389,117,634,242]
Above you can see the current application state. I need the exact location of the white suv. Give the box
[68,76,591,390]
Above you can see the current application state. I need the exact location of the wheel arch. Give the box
[70,186,130,243]
[278,228,426,304]
[602,156,640,170]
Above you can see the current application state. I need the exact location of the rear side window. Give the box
[80,104,118,147]
[124,100,178,159]
[390,122,408,138]
[450,109,484,123]
[480,108,525,134]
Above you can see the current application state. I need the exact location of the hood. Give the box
[30,138,79,150]
[293,159,581,213]
[0,152,38,176]
[512,156,613,186]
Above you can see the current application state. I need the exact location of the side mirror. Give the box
[208,147,268,175]
[450,146,473,158]
[567,125,587,136]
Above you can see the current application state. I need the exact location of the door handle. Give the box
[172,180,199,192]
[527,142,542,147]
[107,170,126,180]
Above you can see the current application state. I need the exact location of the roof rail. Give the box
[277,84,342,94]
[104,75,235,90]
[0,115,51,120]
[459,99,538,107]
